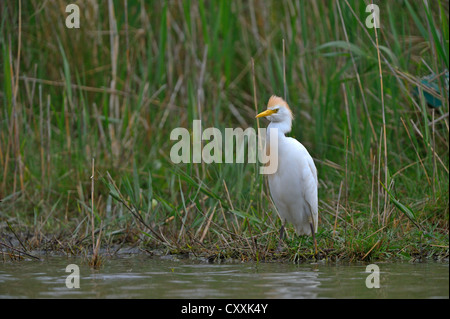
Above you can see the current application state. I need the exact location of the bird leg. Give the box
[309,221,318,257]
[276,223,285,252]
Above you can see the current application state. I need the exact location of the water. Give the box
[0,255,448,298]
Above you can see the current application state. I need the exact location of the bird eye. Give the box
[274,108,279,113]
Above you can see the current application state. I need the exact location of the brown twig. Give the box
[0,242,41,260]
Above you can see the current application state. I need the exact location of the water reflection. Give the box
[0,256,448,298]
[258,268,321,298]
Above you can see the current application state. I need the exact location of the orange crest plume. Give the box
[267,95,293,118]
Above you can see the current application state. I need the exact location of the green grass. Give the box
[0,0,448,263]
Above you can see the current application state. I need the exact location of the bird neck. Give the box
[267,120,292,137]
[266,121,292,154]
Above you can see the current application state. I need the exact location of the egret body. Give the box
[256,96,318,252]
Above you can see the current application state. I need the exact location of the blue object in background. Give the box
[413,70,449,108]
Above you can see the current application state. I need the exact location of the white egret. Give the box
[256,95,318,253]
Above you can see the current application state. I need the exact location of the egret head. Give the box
[255,95,293,123]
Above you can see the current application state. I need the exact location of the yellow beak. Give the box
[255,109,277,118]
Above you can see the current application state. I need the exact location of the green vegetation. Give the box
[0,0,448,264]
